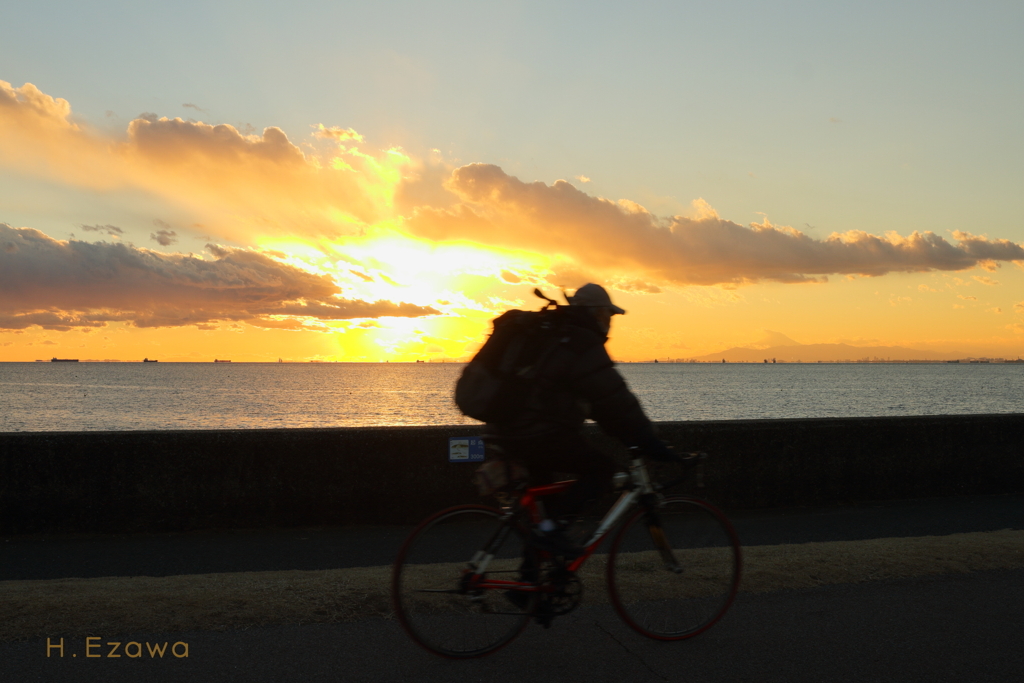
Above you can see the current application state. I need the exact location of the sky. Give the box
[2,0,1023,362]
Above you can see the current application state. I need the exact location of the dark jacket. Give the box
[484,306,663,452]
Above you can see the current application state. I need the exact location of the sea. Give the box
[0,361,1022,432]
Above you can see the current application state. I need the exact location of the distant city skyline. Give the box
[2,2,1023,362]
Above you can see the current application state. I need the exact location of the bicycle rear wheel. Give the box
[392,505,537,658]
[607,496,741,640]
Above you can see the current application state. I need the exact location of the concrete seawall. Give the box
[1,414,1022,534]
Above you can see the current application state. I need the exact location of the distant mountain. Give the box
[691,343,965,363]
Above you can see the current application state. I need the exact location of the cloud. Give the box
[80,224,124,237]
[1015,302,1024,314]
[151,229,178,246]
[0,81,75,130]
[608,278,662,294]
[406,164,1024,287]
[0,223,438,331]
[182,103,206,113]
[958,295,977,301]
[0,81,406,244]
[972,275,999,286]
[952,231,1024,262]
[6,81,1024,296]
[129,114,306,166]
[575,175,591,183]
[313,124,364,142]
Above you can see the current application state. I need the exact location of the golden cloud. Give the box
[406,164,1024,287]
[0,81,406,243]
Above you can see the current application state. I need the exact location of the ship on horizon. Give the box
[50,357,79,362]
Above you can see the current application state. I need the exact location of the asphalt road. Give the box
[2,494,1022,681]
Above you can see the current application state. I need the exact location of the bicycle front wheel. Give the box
[608,496,741,640]
[392,505,537,658]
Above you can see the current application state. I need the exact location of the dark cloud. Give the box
[151,220,178,246]
[407,164,1024,287]
[0,223,438,330]
[80,224,124,236]
[151,230,177,246]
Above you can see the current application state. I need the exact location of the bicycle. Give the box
[391,450,742,658]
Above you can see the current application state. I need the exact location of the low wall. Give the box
[1,414,1022,534]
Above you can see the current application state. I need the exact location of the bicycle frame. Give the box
[463,458,660,592]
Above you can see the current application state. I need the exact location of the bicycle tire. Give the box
[392,504,537,658]
[607,495,741,640]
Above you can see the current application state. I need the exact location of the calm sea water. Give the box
[1,361,1022,432]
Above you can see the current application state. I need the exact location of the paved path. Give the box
[4,493,1023,580]
[3,494,1022,681]
[4,568,1023,682]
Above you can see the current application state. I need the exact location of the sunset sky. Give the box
[2,1,1023,362]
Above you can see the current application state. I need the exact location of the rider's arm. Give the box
[570,342,678,461]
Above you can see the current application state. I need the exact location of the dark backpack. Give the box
[455,291,566,423]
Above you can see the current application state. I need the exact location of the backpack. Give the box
[455,289,566,423]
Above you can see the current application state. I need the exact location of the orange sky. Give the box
[2,80,1024,362]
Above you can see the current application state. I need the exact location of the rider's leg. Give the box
[534,433,618,522]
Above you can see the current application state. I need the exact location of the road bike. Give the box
[391,450,742,658]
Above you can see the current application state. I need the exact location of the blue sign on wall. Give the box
[448,436,485,463]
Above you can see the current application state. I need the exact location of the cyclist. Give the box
[483,283,678,556]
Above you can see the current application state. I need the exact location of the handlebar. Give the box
[627,446,707,492]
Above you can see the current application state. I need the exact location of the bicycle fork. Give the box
[646,512,683,574]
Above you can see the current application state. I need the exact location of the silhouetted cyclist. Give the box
[483,283,678,556]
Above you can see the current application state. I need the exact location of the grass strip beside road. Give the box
[3,529,1022,641]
